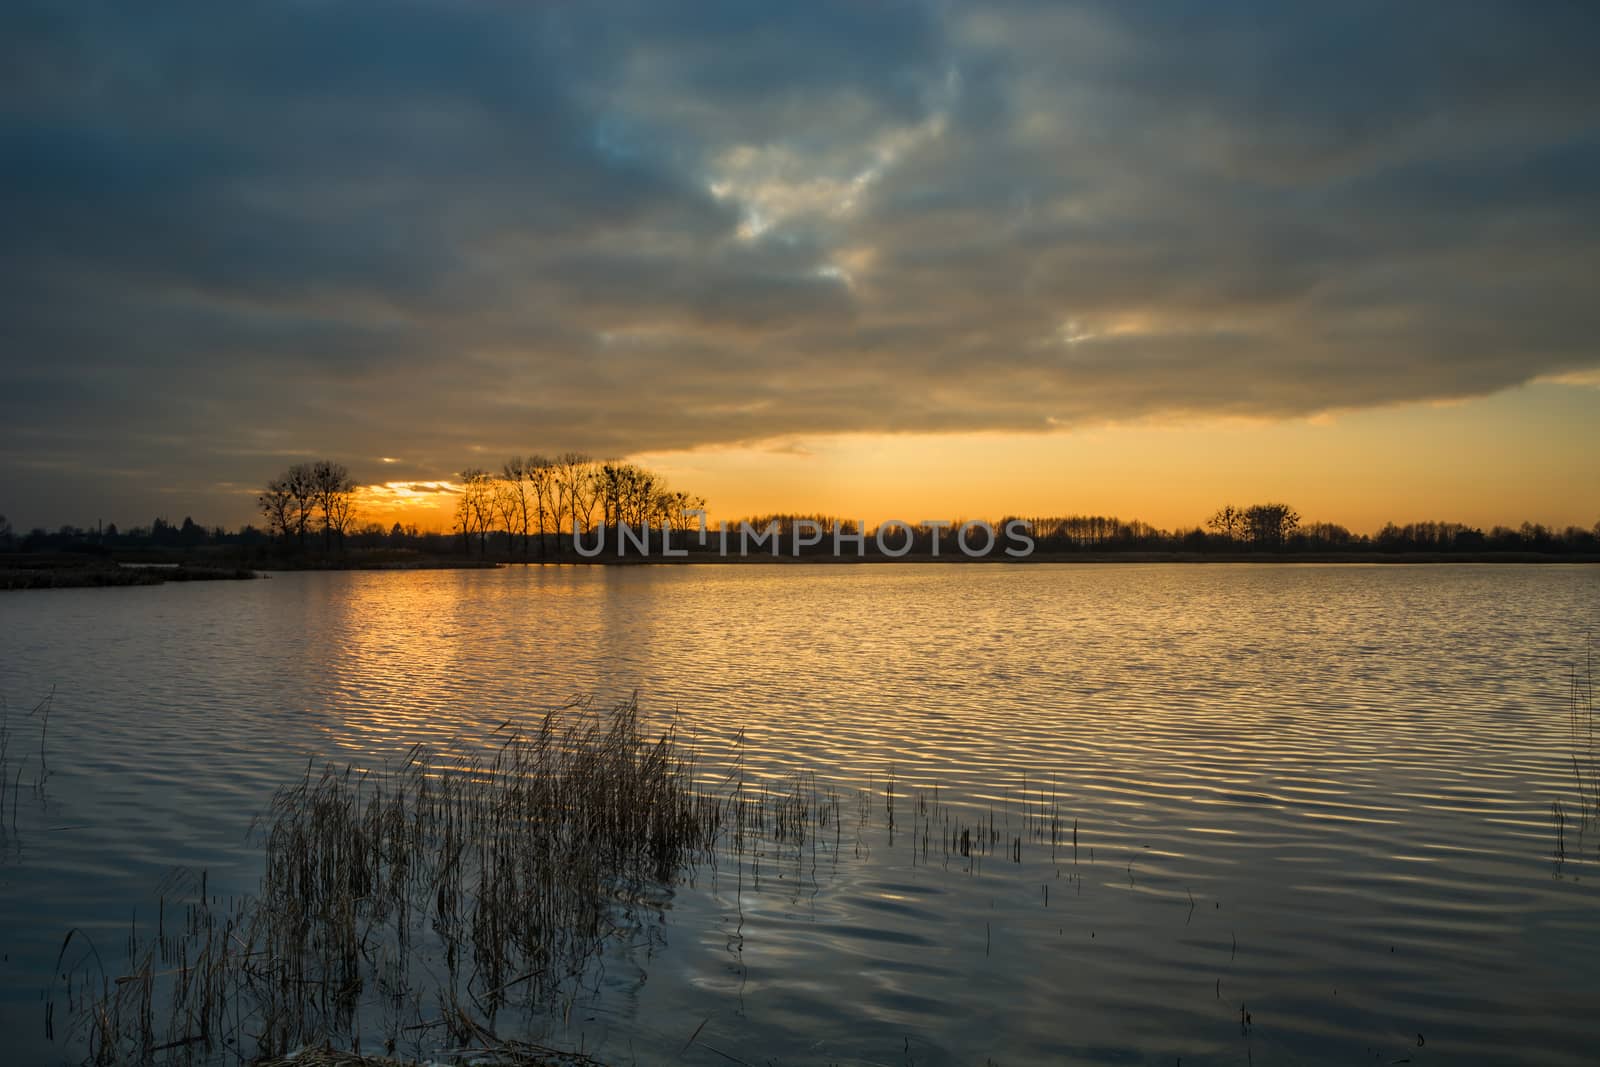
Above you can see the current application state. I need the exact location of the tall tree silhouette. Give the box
[455,469,494,555]
[1243,503,1300,547]
[312,460,356,550]
[1207,504,1243,542]
[257,479,295,543]
[258,461,357,550]
[285,464,317,546]
[501,457,536,556]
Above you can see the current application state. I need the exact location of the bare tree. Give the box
[1206,504,1243,542]
[594,462,623,534]
[455,469,495,555]
[502,457,537,557]
[552,452,594,551]
[323,488,356,549]
[492,478,521,554]
[285,463,318,547]
[312,460,357,550]
[257,478,295,543]
[673,492,706,534]
[625,465,656,528]
[1243,502,1300,547]
[527,456,554,557]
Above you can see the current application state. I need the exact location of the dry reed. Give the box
[59,698,846,1066]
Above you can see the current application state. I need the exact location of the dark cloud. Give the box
[1,0,1597,526]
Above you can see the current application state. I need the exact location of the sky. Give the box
[2,1,1597,534]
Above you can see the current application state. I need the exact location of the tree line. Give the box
[244,453,709,557]
[256,460,357,549]
[706,507,1600,556]
[9,488,1598,559]
[1011,505,1600,554]
[1204,503,1301,546]
[452,453,707,556]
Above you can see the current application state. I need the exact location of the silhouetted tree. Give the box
[455,468,494,554]
[552,452,594,550]
[285,463,318,546]
[594,461,623,534]
[501,458,530,555]
[258,461,354,550]
[1300,521,1353,547]
[312,460,357,550]
[664,490,704,533]
[527,456,555,557]
[1207,504,1243,541]
[257,478,295,543]
[1243,503,1300,547]
[491,478,521,553]
[348,521,385,548]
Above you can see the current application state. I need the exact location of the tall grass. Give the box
[1,688,53,837]
[56,696,1085,1065]
[1553,637,1596,874]
[1570,638,1597,824]
[58,699,846,1065]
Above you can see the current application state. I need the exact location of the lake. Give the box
[2,564,1597,1065]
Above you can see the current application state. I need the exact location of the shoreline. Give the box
[529,549,1600,565]
[6,550,1596,589]
[0,557,260,590]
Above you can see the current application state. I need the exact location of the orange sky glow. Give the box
[350,381,1599,536]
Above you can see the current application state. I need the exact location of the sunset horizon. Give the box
[3,3,1597,541]
[11,379,1599,536]
[3,4,1598,1066]
[348,379,1598,536]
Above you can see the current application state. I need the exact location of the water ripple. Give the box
[0,564,1597,1064]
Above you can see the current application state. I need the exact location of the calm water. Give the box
[1,564,1597,1065]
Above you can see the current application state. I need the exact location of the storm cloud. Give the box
[2,1,1597,524]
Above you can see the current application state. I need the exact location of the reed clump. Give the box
[61,698,843,1065]
[1570,638,1597,825]
[60,700,1075,1064]
[1552,638,1596,875]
